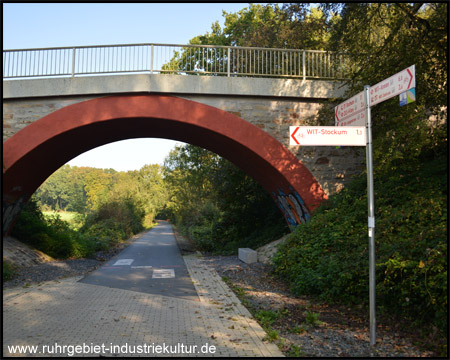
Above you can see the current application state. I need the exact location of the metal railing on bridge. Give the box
[3,43,352,80]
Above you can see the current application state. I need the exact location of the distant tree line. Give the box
[35,164,168,227]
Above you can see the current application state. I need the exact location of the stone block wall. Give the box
[3,97,91,142]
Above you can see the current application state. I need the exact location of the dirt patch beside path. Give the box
[200,255,440,357]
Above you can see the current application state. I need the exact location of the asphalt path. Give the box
[79,221,199,301]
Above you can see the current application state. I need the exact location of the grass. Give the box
[263,328,279,341]
[43,210,77,222]
[289,324,308,334]
[305,311,324,326]
[43,210,82,229]
[255,309,280,328]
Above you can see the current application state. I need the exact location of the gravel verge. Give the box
[200,255,440,357]
[2,229,149,289]
[2,258,101,288]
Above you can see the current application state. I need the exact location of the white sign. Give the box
[335,91,366,126]
[152,269,175,279]
[290,126,366,146]
[369,65,415,106]
[113,259,134,266]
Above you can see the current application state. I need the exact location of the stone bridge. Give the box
[3,44,365,234]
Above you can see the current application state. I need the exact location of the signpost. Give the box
[291,65,416,347]
[364,85,376,347]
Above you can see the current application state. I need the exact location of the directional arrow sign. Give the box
[335,91,366,126]
[290,126,366,146]
[369,65,415,106]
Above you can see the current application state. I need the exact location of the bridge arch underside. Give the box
[3,94,327,234]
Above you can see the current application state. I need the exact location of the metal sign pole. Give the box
[364,85,376,346]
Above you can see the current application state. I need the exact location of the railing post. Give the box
[302,50,306,81]
[227,47,231,77]
[150,45,154,74]
[71,47,76,77]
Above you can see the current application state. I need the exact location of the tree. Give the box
[319,2,447,174]
[83,168,115,211]
[163,4,341,77]
[109,165,168,226]
[65,166,89,213]
[136,164,168,216]
[163,144,220,225]
[36,164,73,211]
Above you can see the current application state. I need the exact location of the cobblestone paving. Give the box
[3,255,283,357]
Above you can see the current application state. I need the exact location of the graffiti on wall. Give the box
[2,195,28,236]
[274,187,310,228]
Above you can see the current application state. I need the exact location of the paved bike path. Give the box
[79,221,198,301]
[3,224,284,357]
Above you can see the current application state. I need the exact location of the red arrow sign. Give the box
[407,68,413,89]
[291,126,300,145]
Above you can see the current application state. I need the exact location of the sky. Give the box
[3,2,252,172]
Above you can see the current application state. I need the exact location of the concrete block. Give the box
[238,248,257,264]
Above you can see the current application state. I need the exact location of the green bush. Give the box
[10,198,48,248]
[272,155,447,334]
[12,196,146,259]
[255,309,279,328]
[305,311,323,326]
[81,220,126,250]
[11,198,94,259]
[189,223,215,252]
[93,199,144,236]
[80,198,145,249]
[3,261,16,281]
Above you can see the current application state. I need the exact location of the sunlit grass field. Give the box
[43,210,82,229]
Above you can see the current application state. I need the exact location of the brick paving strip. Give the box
[3,256,283,357]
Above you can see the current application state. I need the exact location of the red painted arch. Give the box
[3,94,327,233]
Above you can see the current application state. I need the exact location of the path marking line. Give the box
[131,266,153,269]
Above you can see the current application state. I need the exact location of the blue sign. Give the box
[399,88,416,106]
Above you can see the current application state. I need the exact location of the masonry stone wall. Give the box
[3,95,365,196]
[3,97,94,142]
